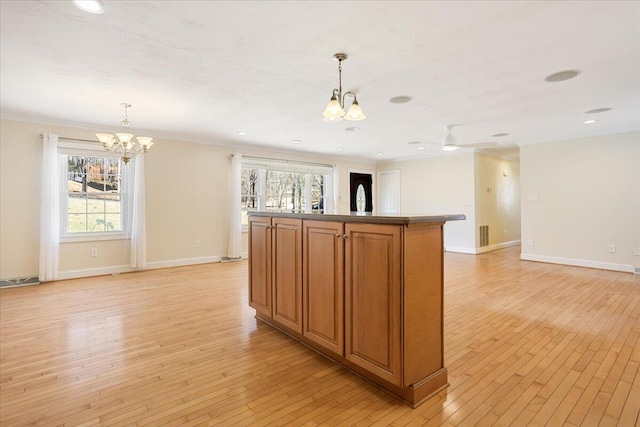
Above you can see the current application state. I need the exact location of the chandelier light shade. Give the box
[322,53,366,122]
[96,103,154,164]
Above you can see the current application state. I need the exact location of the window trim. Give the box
[58,140,131,243]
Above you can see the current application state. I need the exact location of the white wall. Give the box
[474,152,521,250]
[0,119,374,281]
[378,153,476,251]
[520,131,640,272]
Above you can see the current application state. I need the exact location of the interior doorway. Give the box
[349,172,373,212]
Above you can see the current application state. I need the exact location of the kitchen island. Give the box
[248,211,465,407]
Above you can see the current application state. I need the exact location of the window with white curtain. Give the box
[240,158,334,226]
[59,141,130,241]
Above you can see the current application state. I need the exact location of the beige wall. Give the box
[520,131,640,272]
[378,153,476,251]
[0,119,375,280]
[1,120,42,278]
[474,152,521,248]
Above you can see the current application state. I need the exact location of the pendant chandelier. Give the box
[322,53,366,122]
[95,103,154,164]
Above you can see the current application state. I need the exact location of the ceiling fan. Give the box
[441,125,498,151]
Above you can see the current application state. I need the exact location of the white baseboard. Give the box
[146,255,221,270]
[57,265,135,281]
[445,246,476,254]
[446,240,521,255]
[56,255,238,281]
[520,253,635,273]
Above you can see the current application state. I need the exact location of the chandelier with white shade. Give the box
[322,53,366,122]
[95,103,154,164]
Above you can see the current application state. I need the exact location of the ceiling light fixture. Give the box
[584,119,597,124]
[442,125,458,151]
[322,53,366,122]
[389,96,412,104]
[418,146,425,150]
[95,103,153,164]
[544,70,580,82]
[585,108,612,114]
[72,0,105,14]
[292,139,301,144]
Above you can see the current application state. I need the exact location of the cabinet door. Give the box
[272,218,303,333]
[303,220,344,356]
[248,216,272,317]
[345,223,402,386]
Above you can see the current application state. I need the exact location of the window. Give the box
[65,155,123,234]
[60,149,129,240]
[240,158,334,226]
[240,167,260,226]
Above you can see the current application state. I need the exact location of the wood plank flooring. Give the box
[1,247,639,426]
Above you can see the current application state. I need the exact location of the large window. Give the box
[66,156,123,233]
[240,158,333,226]
[61,150,129,239]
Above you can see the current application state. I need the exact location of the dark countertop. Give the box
[248,211,466,225]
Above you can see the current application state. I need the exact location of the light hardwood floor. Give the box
[1,247,639,426]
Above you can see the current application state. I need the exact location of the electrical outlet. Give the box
[195,240,201,248]
[527,239,534,246]
[90,248,98,257]
[608,245,616,253]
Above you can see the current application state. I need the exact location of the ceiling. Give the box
[1,1,639,162]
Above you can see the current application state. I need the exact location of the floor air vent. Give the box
[479,225,489,247]
[0,276,40,288]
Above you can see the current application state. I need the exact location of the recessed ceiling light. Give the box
[585,107,612,114]
[584,119,597,124]
[389,96,412,104]
[544,70,580,82]
[442,146,458,151]
[408,141,422,145]
[337,148,344,151]
[292,139,301,144]
[417,146,425,150]
[72,0,105,13]
[376,153,383,156]
[345,127,360,132]
[492,133,509,137]
[237,131,247,136]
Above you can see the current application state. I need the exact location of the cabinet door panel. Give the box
[303,220,344,356]
[272,218,303,333]
[248,217,272,317]
[345,223,402,386]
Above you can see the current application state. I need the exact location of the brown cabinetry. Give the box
[249,216,302,333]
[271,217,302,333]
[248,216,272,317]
[345,223,402,386]
[303,220,344,356]
[248,212,464,407]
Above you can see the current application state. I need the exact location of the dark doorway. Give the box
[349,173,373,212]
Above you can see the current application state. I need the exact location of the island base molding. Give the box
[255,313,449,408]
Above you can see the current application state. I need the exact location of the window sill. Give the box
[61,232,130,243]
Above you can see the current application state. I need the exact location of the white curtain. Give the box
[129,155,147,268]
[39,133,60,281]
[227,153,242,259]
[332,164,340,213]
